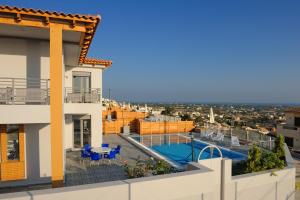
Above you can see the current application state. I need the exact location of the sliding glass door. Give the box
[72,72,91,92]
[73,116,91,148]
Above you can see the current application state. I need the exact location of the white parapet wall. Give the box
[125,159,222,200]
[0,145,295,200]
[222,144,295,200]
[0,181,129,200]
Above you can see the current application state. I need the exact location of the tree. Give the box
[273,134,285,160]
[181,114,192,121]
[194,116,202,123]
[161,106,174,115]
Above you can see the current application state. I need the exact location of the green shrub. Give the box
[261,151,284,170]
[246,144,262,173]
[246,135,286,173]
[124,159,149,178]
[152,159,173,175]
[124,157,175,178]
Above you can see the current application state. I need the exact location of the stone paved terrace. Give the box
[0,134,149,194]
[65,134,150,186]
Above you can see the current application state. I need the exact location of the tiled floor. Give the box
[0,134,150,193]
[65,134,150,186]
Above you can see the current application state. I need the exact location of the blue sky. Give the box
[1,0,300,103]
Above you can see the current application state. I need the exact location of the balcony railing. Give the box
[0,78,101,104]
[64,87,101,103]
[0,78,50,105]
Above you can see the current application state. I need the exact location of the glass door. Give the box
[82,119,91,146]
[72,72,91,93]
[73,116,91,148]
[73,119,81,148]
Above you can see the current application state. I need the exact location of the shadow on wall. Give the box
[0,37,49,81]
[25,124,51,182]
[26,124,41,181]
[27,41,42,87]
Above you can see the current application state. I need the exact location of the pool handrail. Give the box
[197,145,223,161]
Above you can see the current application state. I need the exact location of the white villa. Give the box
[0,5,111,187]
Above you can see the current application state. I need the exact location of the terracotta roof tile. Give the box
[84,58,112,67]
[0,5,99,21]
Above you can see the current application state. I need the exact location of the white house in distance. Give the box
[277,107,300,150]
[0,5,112,187]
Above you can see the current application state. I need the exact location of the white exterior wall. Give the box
[64,66,103,91]
[64,104,102,148]
[64,66,103,148]
[0,38,50,80]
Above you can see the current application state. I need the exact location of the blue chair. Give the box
[90,152,102,166]
[104,150,116,164]
[102,143,109,148]
[112,145,121,158]
[80,149,91,165]
[84,144,92,152]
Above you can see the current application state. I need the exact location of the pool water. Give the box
[132,137,247,166]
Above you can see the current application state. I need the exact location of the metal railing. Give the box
[199,127,276,151]
[0,77,50,105]
[64,87,101,103]
[139,133,191,147]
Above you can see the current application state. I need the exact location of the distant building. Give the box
[277,107,300,149]
[102,106,194,135]
[102,106,149,134]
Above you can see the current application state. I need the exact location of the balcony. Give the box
[0,78,101,105]
[64,87,101,103]
[0,78,50,105]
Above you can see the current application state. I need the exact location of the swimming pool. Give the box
[131,136,247,166]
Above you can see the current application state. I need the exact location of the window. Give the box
[6,125,19,160]
[284,137,294,148]
[295,117,300,127]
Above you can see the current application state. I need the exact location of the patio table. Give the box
[91,147,111,154]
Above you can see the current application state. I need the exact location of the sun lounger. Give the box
[212,133,224,142]
[231,136,240,146]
